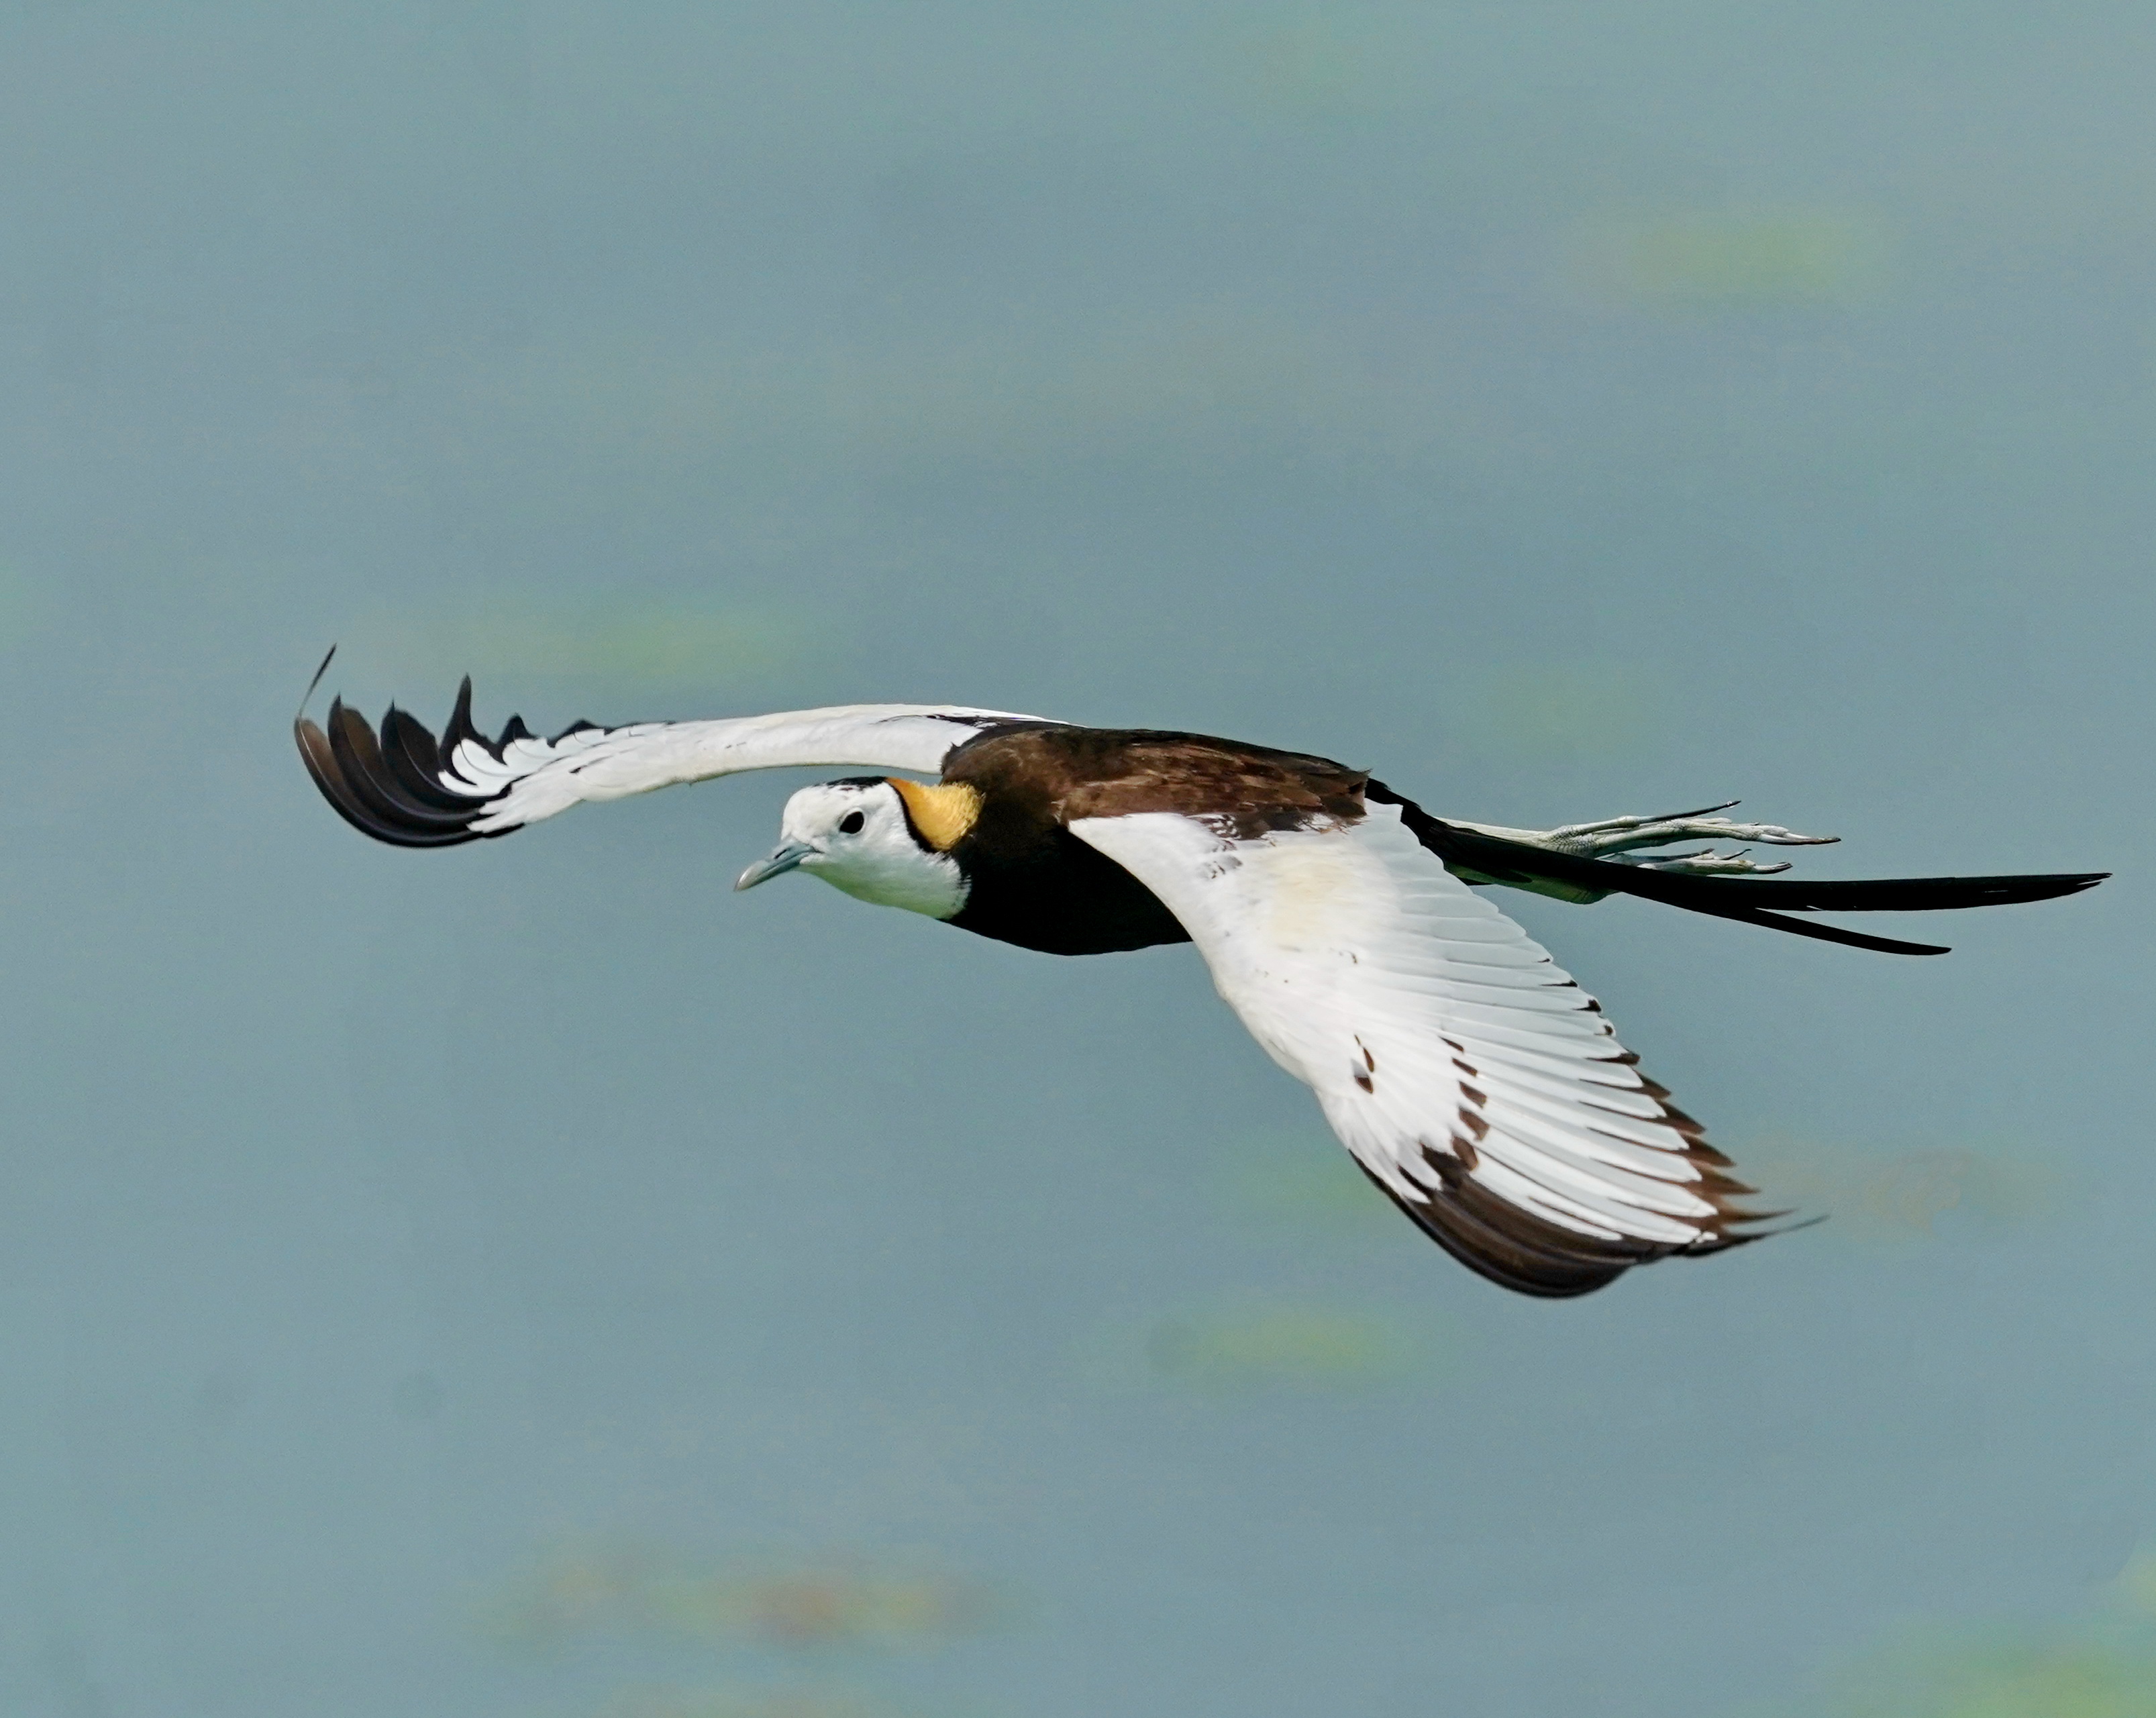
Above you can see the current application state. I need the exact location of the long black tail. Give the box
[1366,782,2108,956]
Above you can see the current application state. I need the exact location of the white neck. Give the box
[811,847,969,919]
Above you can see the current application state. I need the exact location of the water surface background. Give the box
[0,3,2150,1714]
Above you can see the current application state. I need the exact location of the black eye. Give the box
[838,809,866,835]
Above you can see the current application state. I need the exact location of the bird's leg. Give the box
[1447,802,1839,878]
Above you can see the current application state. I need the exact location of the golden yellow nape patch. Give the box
[887,778,983,852]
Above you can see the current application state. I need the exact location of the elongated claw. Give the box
[1622,848,1796,877]
[1541,805,1839,858]
[1440,801,1841,895]
[1539,801,1741,840]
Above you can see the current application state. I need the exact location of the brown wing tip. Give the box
[1361,1160,1639,1298]
[1367,1072,1800,1297]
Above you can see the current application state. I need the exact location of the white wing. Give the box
[1070,801,1767,1296]
[297,678,1057,847]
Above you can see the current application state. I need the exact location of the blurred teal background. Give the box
[0,3,2149,1714]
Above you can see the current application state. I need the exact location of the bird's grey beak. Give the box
[734,841,815,891]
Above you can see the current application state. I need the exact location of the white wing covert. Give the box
[297,677,1056,847]
[1070,801,1770,1296]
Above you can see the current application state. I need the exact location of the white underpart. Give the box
[437,703,1051,834]
[1070,803,1728,1247]
[780,782,968,920]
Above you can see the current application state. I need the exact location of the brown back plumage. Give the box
[943,725,1368,838]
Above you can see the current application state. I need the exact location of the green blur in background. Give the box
[0,1,2147,1714]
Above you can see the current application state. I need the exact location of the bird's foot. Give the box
[1619,847,1795,877]
[1534,801,1838,863]
[1447,801,1839,878]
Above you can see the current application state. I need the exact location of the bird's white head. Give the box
[733,777,978,920]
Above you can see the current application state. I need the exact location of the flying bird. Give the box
[295,660,2104,1297]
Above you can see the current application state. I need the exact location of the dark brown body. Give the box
[935,725,1369,956]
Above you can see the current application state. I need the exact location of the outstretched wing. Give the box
[297,676,1058,848]
[1070,801,1769,1297]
